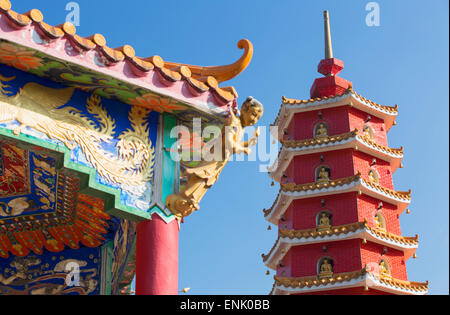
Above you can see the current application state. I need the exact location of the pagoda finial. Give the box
[324,10,333,59]
[311,10,351,98]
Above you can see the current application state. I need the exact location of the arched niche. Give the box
[379,259,391,277]
[316,210,332,230]
[363,125,374,139]
[314,122,329,139]
[374,212,386,230]
[316,165,331,183]
[318,257,334,277]
[368,169,380,184]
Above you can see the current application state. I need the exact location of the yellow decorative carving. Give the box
[0,75,155,187]
[164,39,253,83]
[166,97,263,219]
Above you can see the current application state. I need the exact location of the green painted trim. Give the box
[161,114,178,203]
[101,240,114,295]
[0,127,150,221]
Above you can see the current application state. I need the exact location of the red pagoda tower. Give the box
[263,11,428,295]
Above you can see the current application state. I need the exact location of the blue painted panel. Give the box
[0,246,103,295]
[0,64,160,218]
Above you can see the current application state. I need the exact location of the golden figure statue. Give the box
[363,126,373,139]
[317,167,330,183]
[315,123,328,138]
[166,97,264,219]
[317,213,331,231]
[368,170,378,184]
[379,260,390,277]
[375,213,385,230]
[319,259,333,278]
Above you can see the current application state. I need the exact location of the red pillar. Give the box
[135,214,179,295]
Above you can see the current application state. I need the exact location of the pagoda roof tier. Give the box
[271,89,398,140]
[269,130,404,181]
[0,0,253,121]
[264,174,411,224]
[271,269,428,295]
[262,222,419,270]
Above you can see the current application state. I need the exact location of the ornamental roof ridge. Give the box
[281,173,362,192]
[279,222,418,246]
[262,222,418,264]
[0,0,253,104]
[280,174,411,202]
[280,130,403,157]
[263,191,281,216]
[361,178,412,201]
[261,235,281,262]
[272,269,428,294]
[365,225,419,246]
[357,133,404,156]
[263,174,362,218]
[368,273,429,293]
[264,174,411,221]
[279,221,366,240]
[269,130,404,182]
[281,129,358,148]
[274,269,367,289]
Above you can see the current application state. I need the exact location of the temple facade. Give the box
[263,11,428,295]
[0,0,258,295]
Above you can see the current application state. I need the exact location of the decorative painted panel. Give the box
[110,218,137,295]
[0,246,103,295]
[0,63,166,220]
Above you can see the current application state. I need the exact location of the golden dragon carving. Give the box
[0,74,155,188]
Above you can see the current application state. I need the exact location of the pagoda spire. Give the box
[324,10,333,60]
[310,10,352,98]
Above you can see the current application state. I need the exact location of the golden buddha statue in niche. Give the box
[166,97,264,219]
[315,123,328,138]
[317,213,331,231]
[379,260,390,277]
[319,259,333,278]
[317,167,330,183]
[363,125,373,139]
[374,213,385,230]
[368,170,378,184]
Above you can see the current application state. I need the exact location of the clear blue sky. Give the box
[12,0,449,294]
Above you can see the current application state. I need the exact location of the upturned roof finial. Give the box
[323,10,333,59]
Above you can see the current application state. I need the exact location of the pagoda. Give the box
[262,11,428,295]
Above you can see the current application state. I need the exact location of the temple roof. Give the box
[271,269,428,295]
[269,130,404,181]
[264,173,411,224]
[0,0,253,118]
[262,221,419,269]
[272,89,399,139]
